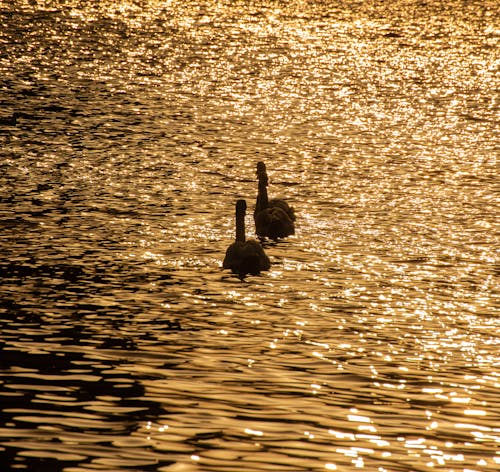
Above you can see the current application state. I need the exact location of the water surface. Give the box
[0,1,498,471]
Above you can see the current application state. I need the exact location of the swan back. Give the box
[255,206,295,240]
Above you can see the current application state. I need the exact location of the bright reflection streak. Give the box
[451,396,471,403]
[464,409,487,416]
[422,387,443,394]
[348,414,371,423]
[329,430,355,441]
[353,457,364,467]
[244,428,263,436]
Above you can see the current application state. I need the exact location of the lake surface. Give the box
[1,1,498,471]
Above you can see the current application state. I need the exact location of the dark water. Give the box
[1,1,498,471]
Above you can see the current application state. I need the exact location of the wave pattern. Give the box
[1,1,498,471]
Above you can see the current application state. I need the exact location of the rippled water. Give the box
[1,1,498,471]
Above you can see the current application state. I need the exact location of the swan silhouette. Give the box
[223,199,271,279]
[254,161,295,239]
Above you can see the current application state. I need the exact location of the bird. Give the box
[254,161,295,240]
[223,199,271,279]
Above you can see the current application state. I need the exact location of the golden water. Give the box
[0,1,498,471]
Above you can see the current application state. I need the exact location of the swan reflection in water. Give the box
[223,199,271,279]
[254,161,295,240]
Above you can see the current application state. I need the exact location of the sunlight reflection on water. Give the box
[1,0,499,471]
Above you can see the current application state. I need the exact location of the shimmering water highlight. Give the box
[1,1,498,471]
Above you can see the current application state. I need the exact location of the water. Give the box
[1,1,498,471]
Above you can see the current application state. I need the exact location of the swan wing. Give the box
[269,198,296,222]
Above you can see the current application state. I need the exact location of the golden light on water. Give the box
[1,0,498,470]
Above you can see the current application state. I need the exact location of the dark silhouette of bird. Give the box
[223,199,271,279]
[254,161,295,240]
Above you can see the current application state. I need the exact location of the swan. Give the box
[223,199,271,279]
[254,161,295,239]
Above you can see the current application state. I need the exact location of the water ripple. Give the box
[1,0,498,471]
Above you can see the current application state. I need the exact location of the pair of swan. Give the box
[223,162,295,279]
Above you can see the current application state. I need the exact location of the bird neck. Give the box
[257,176,269,210]
[235,209,246,242]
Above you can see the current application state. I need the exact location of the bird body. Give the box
[223,199,270,278]
[254,161,295,239]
